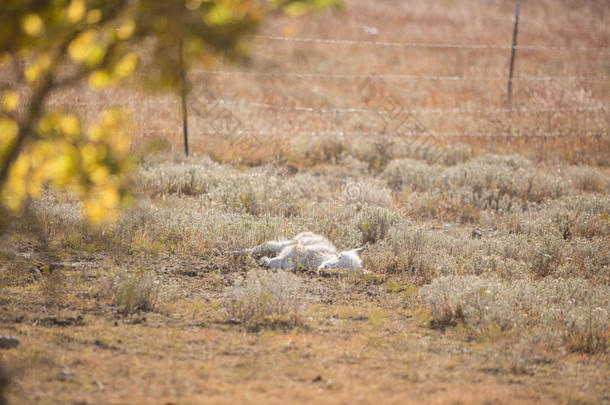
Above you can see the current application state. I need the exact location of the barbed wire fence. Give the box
[15,10,608,156]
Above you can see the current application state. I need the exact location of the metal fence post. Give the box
[508,3,520,106]
[179,39,189,156]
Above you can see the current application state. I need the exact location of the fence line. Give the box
[43,99,177,107]
[212,99,608,115]
[255,34,610,52]
[136,129,606,138]
[39,98,608,116]
[193,69,609,82]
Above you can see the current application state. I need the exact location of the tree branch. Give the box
[0,0,129,191]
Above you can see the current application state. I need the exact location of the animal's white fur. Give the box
[231,232,364,273]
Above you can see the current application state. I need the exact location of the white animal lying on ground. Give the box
[231,232,365,274]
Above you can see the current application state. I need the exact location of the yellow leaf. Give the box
[89,70,111,89]
[67,0,86,22]
[68,30,98,63]
[205,5,233,25]
[26,165,46,197]
[0,118,19,144]
[100,110,121,128]
[112,134,130,156]
[86,9,102,24]
[59,115,80,138]
[24,65,41,83]
[21,14,44,37]
[116,20,135,40]
[101,186,119,207]
[49,154,75,182]
[24,53,51,83]
[83,199,105,224]
[81,144,98,170]
[120,193,135,208]
[90,166,110,184]
[2,154,29,211]
[38,113,60,134]
[85,44,106,67]
[1,91,19,112]
[86,124,103,141]
[114,53,138,78]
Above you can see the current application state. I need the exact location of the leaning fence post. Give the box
[179,39,189,156]
[507,3,520,106]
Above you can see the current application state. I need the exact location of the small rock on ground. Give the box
[0,335,19,350]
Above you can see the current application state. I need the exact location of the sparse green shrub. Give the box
[41,268,69,305]
[391,139,448,165]
[474,154,533,170]
[343,179,393,208]
[363,240,408,274]
[388,153,575,224]
[561,237,610,281]
[345,139,394,171]
[382,159,442,191]
[420,275,609,353]
[136,157,227,196]
[224,270,305,331]
[379,225,458,280]
[523,231,566,278]
[287,134,345,167]
[400,188,482,223]
[354,206,399,244]
[441,142,473,165]
[503,195,609,238]
[565,165,608,193]
[338,155,370,177]
[102,268,160,312]
[444,154,571,208]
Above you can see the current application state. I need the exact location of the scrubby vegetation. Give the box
[1,0,609,403]
[224,270,305,331]
[420,276,609,354]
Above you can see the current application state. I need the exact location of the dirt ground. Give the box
[1,246,608,405]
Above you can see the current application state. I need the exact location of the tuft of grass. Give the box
[41,268,69,305]
[224,270,306,331]
[100,268,160,313]
[368,309,389,330]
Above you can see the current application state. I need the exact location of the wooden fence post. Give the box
[508,3,520,105]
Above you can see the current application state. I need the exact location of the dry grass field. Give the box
[1,0,609,404]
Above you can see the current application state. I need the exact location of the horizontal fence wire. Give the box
[255,34,610,52]
[135,129,606,138]
[192,69,609,82]
[211,99,608,115]
[42,99,177,107]
[38,99,608,116]
[3,33,606,145]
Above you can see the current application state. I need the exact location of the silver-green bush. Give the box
[420,275,609,353]
[224,270,305,331]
